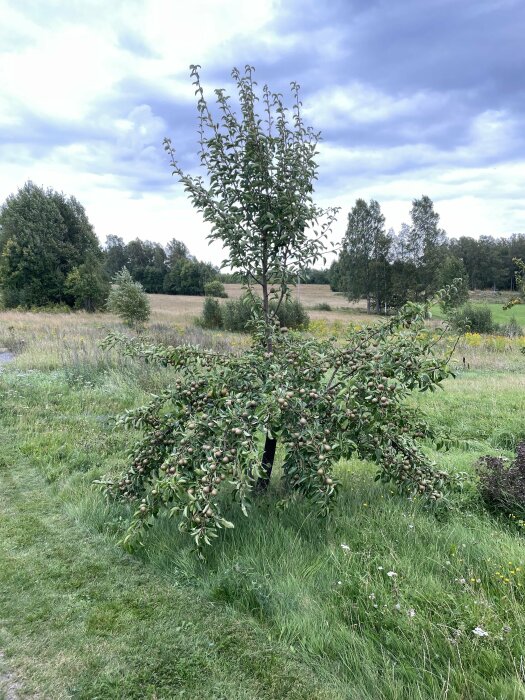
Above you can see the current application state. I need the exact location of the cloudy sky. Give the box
[1,0,523,264]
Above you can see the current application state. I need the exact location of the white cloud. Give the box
[304,82,448,127]
[0,0,524,268]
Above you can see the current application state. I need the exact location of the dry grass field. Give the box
[153,283,375,325]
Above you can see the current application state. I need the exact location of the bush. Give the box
[477,443,525,517]
[313,302,332,311]
[218,295,309,332]
[107,268,150,328]
[204,280,228,298]
[500,316,523,338]
[200,297,223,330]
[64,254,109,312]
[273,298,309,330]
[222,295,257,332]
[449,303,495,334]
[100,296,457,554]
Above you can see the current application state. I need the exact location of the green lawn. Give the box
[1,347,525,698]
[431,300,525,328]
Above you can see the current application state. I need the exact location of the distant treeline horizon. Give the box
[1,182,523,312]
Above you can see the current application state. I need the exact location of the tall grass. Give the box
[1,298,525,698]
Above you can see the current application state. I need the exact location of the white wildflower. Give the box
[387,571,397,578]
[472,626,489,637]
[340,543,351,552]
[368,593,376,600]
[407,608,416,618]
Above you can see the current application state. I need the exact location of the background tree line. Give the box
[104,235,218,295]
[329,195,525,311]
[0,182,220,310]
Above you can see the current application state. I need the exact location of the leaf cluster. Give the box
[99,295,458,554]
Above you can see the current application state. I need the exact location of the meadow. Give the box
[1,289,525,699]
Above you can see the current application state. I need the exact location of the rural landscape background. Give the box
[2,1,525,699]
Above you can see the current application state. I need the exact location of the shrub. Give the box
[204,280,228,298]
[500,316,523,338]
[218,295,309,333]
[100,296,457,555]
[106,268,150,328]
[273,298,309,330]
[448,303,495,334]
[313,302,332,311]
[218,295,253,332]
[64,254,109,312]
[477,443,525,517]
[200,297,223,330]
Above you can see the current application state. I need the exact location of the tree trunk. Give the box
[255,433,277,492]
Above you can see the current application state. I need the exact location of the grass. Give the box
[1,298,525,698]
[431,300,525,329]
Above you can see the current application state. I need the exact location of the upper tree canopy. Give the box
[164,65,337,331]
[0,181,101,308]
[340,198,391,313]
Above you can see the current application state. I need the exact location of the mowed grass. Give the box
[431,299,525,328]
[1,301,525,698]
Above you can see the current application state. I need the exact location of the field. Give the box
[430,294,525,329]
[1,289,525,699]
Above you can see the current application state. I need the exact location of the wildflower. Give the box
[387,571,397,578]
[337,580,342,585]
[368,593,376,600]
[394,603,401,611]
[340,543,350,552]
[408,524,414,529]
[377,566,384,571]
[407,608,416,618]
[503,625,511,633]
[472,627,489,637]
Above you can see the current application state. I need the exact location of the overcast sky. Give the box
[1,0,524,264]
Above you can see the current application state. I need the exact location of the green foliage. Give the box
[0,181,101,308]
[204,280,227,298]
[200,296,223,329]
[515,258,525,297]
[200,294,309,332]
[449,303,495,334]
[106,268,151,328]
[272,298,309,330]
[339,198,391,313]
[437,257,470,311]
[164,65,337,332]
[101,297,457,554]
[64,253,110,312]
[220,295,255,332]
[103,235,218,296]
